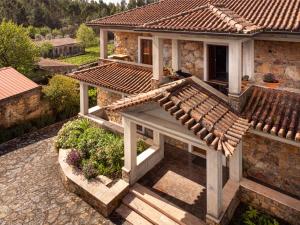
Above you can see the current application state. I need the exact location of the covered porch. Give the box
[106,78,249,223]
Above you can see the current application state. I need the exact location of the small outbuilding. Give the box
[0,67,50,128]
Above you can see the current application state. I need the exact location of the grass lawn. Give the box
[59,44,114,66]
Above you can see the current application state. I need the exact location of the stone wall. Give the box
[239,179,300,225]
[254,40,300,88]
[113,32,204,78]
[0,87,51,128]
[180,41,204,79]
[97,88,123,124]
[242,132,300,198]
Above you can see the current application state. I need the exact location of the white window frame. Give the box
[138,36,153,64]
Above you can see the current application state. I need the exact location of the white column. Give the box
[123,117,137,183]
[152,36,164,82]
[80,82,89,115]
[242,39,254,79]
[100,29,108,59]
[153,130,164,159]
[229,143,242,182]
[207,149,223,219]
[203,43,208,81]
[228,41,242,95]
[172,39,180,72]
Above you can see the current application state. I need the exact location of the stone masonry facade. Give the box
[0,87,51,128]
[113,32,204,78]
[254,40,300,88]
[97,88,123,124]
[242,132,300,198]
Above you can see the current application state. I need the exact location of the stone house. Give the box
[70,0,300,224]
[36,37,84,58]
[0,67,51,128]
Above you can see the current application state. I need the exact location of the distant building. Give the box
[37,58,78,74]
[0,67,51,128]
[36,37,84,58]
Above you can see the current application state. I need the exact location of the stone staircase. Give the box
[116,183,205,225]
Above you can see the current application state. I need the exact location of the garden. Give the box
[56,118,149,180]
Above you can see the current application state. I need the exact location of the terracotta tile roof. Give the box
[107,78,250,156]
[88,0,300,34]
[88,0,205,27]
[142,4,262,34]
[0,67,40,101]
[35,37,79,47]
[242,86,300,142]
[70,60,152,94]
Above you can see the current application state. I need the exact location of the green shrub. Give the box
[77,127,106,155]
[243,207,279,225]
[55,118,90,149]
[43,75,79,119]
[88,87,97,107]
[137,139,150,155]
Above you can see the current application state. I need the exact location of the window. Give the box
[139,37,153,65]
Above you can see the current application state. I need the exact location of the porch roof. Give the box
[242,86,300,142]
[70,60,153,94]
[88,0,300,34]
[106,78,250,157]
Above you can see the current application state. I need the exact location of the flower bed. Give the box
[56,118,149,180]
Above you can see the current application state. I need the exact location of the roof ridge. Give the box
[87,0,164,25]
[207,3,262,34]
[143,4,208,27]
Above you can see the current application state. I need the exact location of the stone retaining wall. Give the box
[59,149,129,217]
[254,40,300,88]
[0,87,51,128]
[242,132,300,198]
[239,179,300,225]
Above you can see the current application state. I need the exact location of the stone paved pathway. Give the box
[0,122,126,225]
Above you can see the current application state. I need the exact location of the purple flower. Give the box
[82,162,98,179]
[66,150,81,168]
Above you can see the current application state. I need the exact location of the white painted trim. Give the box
[242,39,254,79]
[152,36,164,81]
[138,36,153,64]
[122,112,212,151]
[203,42,208,81]
[229,142,242,182]
[152,32,243,43]
[207,149,223,218]
[171,39,180,72]
[228,40,242,95]
[79,82,89,115]
[100,29,108,59]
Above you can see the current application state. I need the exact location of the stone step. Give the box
[122,192,179,225]
[116,204,153,225]
[130,183,205,225]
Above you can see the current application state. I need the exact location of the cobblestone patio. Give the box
[0,122,127,225]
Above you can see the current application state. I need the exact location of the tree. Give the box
[39,42,53,57]
[42,75,79,118]
[76,24,96,48]
[0,21,39,74]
